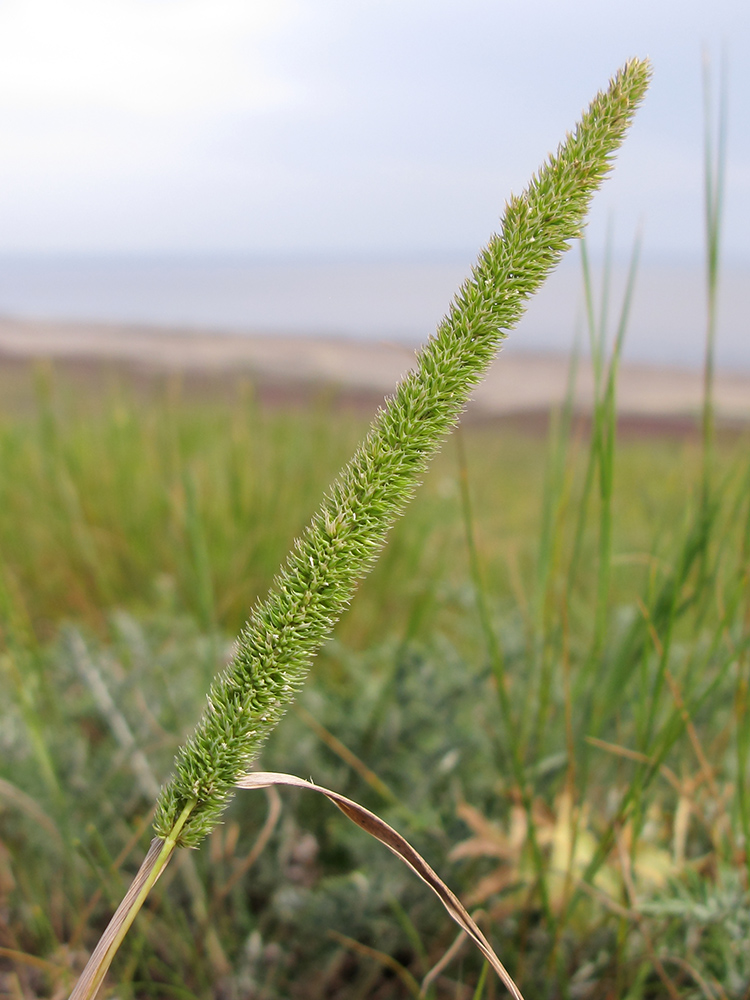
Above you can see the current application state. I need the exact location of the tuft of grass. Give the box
[2,408,748,997]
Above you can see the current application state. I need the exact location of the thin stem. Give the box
[701,48,728,502]
[68,801,195,1000]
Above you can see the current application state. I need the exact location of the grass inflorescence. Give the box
[154,58,651,851]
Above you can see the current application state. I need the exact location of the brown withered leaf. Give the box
[237,771,524,1000]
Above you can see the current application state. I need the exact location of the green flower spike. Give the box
[154,57,652,849]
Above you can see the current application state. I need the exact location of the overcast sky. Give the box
[0,0,748,262]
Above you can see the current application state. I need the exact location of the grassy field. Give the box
[1,358,749,1000]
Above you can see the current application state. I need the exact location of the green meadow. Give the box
[1,352,748,999]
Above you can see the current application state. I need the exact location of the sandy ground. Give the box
[1,316,749,422]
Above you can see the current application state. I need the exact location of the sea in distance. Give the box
[0,254,748,372]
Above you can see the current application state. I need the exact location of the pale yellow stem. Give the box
[68,801,195,1000]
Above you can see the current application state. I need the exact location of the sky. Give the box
[0,0,748,263]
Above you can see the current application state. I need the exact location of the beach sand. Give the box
[1,316,748,426]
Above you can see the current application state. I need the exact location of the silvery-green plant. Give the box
[70,57,651,1000]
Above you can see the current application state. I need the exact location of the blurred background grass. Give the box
[1,352,749,999]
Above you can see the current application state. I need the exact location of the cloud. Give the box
[0,0,746,257]
[0,0,302,117]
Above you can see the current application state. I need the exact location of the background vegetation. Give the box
[1,343,748,998]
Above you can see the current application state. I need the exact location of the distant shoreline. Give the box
[1,315,749,425]
[1,255,749,371]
